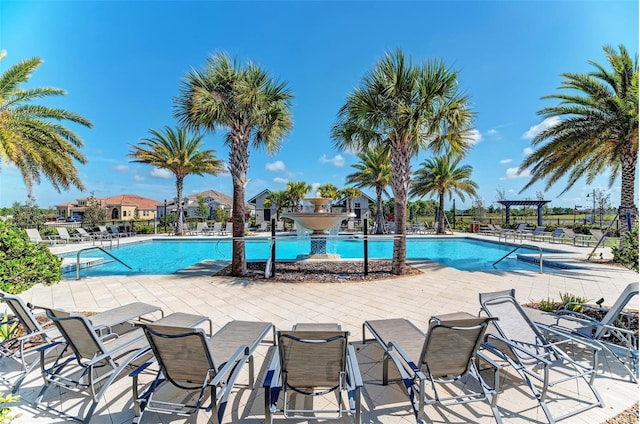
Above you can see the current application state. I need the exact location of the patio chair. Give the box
[276,220,285,232]
[35,308,153,423]
[24,228,57,245]
[264,324,362,423]
[0,294,61,393]
[75,227,98,241]
[131,320,274,424]
[210,222,223,235]
[97,225,117,239]
[363,313,502,424]
[479,289,604,423]
[527,226,552,242]
[552,282,638,382]
[558,228,594,246]
[193,222,210,235]
[589,229,609,246]
[56,227,79,243]
[259,221,269,232]
[107,224,128,238]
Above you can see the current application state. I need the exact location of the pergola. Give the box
[497,200,551,226]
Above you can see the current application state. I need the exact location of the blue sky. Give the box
[1,1,637,211]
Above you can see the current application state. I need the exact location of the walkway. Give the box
[2,235,638,423]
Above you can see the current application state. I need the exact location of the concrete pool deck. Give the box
[2,233,638,423]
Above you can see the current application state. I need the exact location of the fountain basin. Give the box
[281,212,349,234]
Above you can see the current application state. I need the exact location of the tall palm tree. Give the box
[345,146,393,234]
[128,126,224,236]
[263,190,288,221]
[339,187,362,213]
[520,44,638,235]
[410,156,478,234]
[175,52,293,275]
[332,49,474,274]
[285,181,311,211]
[317,183,339,199]
[0,51,93,196]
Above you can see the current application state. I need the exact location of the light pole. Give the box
[163,200,167,233]
[452,198,456,228]
[586,189,596,224]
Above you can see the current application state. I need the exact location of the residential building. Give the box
[156,190,236,221]
[55,194,161,221]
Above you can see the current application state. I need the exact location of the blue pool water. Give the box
[62,237,564,277]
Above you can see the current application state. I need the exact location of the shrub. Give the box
[0,391,20,423]
[559,292,589,312]
[612,225,639,272]
[134,224,154,234]
[539,298,556,313]
[0,221,62,294]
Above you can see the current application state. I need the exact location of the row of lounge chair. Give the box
[25,225,134,245]
[1,283,637,423]
[480,224,610,246]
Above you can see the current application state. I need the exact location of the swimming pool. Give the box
[61,237,565,277]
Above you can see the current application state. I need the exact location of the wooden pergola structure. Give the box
[497,200,551,226]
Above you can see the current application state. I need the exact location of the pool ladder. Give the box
[75,246,132,280]
[493,243,544,273]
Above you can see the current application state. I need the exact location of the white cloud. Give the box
[273,177,288,184]
[150,168,173,179]
[505,167,531,179]
[466,129,482,145]
[523,147,534,156]
[112,164,130,172]
[487,129,498,136]
[265,160,286,171]
[319,154,345,167]
[522,117,561,140]
[508,189,516,194]
[500,159,512,164]
[133,175,144,182]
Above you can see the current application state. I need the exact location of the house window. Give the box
[355,202,361,209]
[111,208,119,219]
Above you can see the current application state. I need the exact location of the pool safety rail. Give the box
[76,246,132,280]
[493,243,543,273]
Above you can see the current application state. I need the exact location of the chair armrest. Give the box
[129,358,156,378]
[262,348,281,389]
[210,344,249,387]
[36,340,65,353]
[536,322,602,352]
[346,344,363,388]
[483,333,553,366]
[388,341,427,382]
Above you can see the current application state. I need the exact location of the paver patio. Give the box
[1,235,638,423]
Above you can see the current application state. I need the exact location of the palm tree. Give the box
[410,156,478,234]
[285,181,311,211]
[520,44,638,235]
[339,187,362,213]
[128,126,224,236]
[345,146,392,234]
[317,183,340,200]
[263,190,288,221]
[332,50,474,274]
[0,51,93,196]
[175,52,293,275]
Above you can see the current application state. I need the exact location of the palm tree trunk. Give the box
[175,176,184,236]
[375,188,385,234]
[229,134,249,276]
[619,148,638,234]
[390,144,411,275]
[437,190,445,235]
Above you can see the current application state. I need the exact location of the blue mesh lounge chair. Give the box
[479,289,604,423]
[132,320,274,424]
[264,323,362,423]
[363,313,502,424]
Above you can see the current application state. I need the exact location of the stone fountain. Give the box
[282,195,354,259]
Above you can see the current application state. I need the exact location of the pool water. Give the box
[62,237,563,277]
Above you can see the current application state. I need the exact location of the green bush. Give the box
[612,225,639,272]
[0,221,62,294]
[539,298,556,313]
[134,224,154,234]
[0,391,20,423]
[559,292,589,312]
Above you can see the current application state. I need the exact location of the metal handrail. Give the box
[493,243,543,273]
[76,246,132,280]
